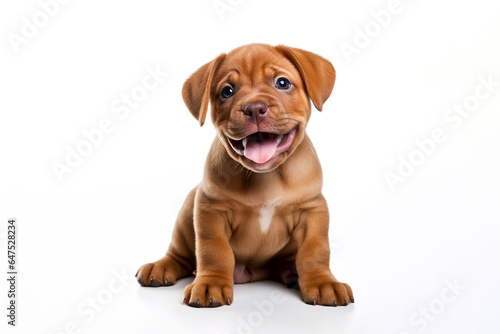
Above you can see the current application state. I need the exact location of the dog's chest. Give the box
[257,206,275,233]
[229,201,293,265]
[234,202,283,234]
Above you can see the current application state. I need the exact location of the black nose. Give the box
[243,101,268,124]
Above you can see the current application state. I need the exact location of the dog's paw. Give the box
[136,258,178,287]
[183,276,233,308]
[300,275,354,306]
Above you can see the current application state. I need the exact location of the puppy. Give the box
[136,43,354,307]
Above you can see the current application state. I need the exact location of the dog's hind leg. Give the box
[136,187,197,287]
[272,260,299,289]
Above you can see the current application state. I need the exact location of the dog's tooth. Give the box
[242,137,247,150]
[277,135,283,145]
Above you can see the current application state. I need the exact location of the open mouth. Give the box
[227,127,297,164]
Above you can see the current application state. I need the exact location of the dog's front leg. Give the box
[183,196,234,307]
[294,195,354,306]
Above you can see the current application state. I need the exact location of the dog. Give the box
[136,43,354,307]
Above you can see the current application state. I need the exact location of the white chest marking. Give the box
[259,206,275,233]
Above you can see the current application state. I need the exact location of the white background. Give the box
[1,0,499,333]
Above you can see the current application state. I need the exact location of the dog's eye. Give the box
[275,78,291,90]
[221,86,234,98]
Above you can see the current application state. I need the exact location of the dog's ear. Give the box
[182,54,226,126]
[275,45,335,111]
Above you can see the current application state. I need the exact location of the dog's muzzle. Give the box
[227,127,297,164]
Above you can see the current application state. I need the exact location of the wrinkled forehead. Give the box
[213,45,301,87]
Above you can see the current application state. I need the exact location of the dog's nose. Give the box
[243,101,268,124]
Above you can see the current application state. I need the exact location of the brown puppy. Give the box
[136,43,354,307]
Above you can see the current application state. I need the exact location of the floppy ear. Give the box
[275,45,335,111]
[182,54,226,126]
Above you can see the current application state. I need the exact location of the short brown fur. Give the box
[136,43,354,307]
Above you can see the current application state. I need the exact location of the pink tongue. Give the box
[245,134,278,164]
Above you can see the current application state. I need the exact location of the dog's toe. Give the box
[183,276,233,307]
[136,257,181,287]
[300,276,354,307]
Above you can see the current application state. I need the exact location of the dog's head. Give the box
[182,43,335,173]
